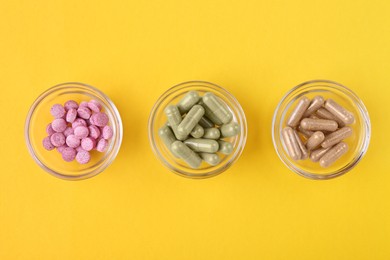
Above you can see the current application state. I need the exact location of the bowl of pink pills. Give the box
[25,82,123,180]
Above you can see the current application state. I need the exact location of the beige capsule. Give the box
[316,108,345,128]
[303,95,325,117]
[286,96,311,127]
[171,141,202,169]
[320,142,349,168]
[300,118,338,132]
[324,99,355,125]
[293,130,309,160]
[321,126,352,148]
[282,127,302,160]
[306,131,325,151]
[298,125,314,138]
[190,124,204,138]
[177,91,200,114]
[310,146,332,162]
[309,114,320,119]
[200,153,221,166]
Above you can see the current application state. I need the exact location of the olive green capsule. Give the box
[177,91,200,114]
[177,105,205,137]
[220,122,240,138]
[202,92,233,124]
[198,116,215,128]
[190,124,204,138]
[171,141,202,169]
[203,128,220,139]
[198,99,223,125]
[164,105,187,140]
[218,140,233,155]
[184,138,219,153]
[158,125,179,157]
[200,153,221,166]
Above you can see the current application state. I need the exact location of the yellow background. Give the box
[1,0,389,259]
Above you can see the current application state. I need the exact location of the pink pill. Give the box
[76,150,91,164]
[64,100,79,111]
[51,118,67,132]
[81,137,96,151]
[50,132,66,147]
[66,134,81,148]
[77,106,92,119]
[88,125,101,139]
[88,100,102,113]
[42,136,55,151]
[74,126,89,139]
[75,146,85,153]
[102,125,113,140]
[66,108,77,123]
[46,123,55,135]
[96,138,108,152]
[72,118,87,129]
[63,126,74,137]
[62,147,76,162]
[79,101,89,108]
[57,145,67,153]
[50,104,66,118]
[92,112,109,127]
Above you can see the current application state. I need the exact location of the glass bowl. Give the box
[25,82,123,180]
[272,80,371,180]
[148,81,247,179]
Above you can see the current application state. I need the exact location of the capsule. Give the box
[300,118,338,132]
[282,127,302,160]
[324,99,355,125]
[306,131,325,151]
[190,124,204,138]
[199,99,223,125]
[177,91,200,114]
[184,138,219,153]
[203,128,221,139]
[218,140,233,155]
[319,142,349,168]
[200,153,221,166]
[298,125,314,138]
[177,105,205,137]
[202,92,233,124]
[309,114,320,119]
[286,96,310,127]
[220,122,240,138]
[165,105,187,140]
[198,116,214,128]
[310,146,332,162]
[316,108,345,128]
[293,130,309,160]
[321,126,352,148]
[303,95,325,117]
[171,141,202,168]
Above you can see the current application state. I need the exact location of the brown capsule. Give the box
[298,125,314,138]
[282,127,302,160]
[316,108,345,128]
[320,142,349,168]
[300,118,338,132]
[309,114,320,119]
[286,96,311,127]
[324,99,355,125]
[293,130,309,160]
[303,95,325,117]
[310,146,332,162]
[321,126,353,148]
[306,131,325,151]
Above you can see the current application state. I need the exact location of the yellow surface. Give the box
[0,0,389,259]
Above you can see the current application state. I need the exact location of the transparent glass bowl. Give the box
[272,80,371,180]
[148,81,247,179]
[25,82,123,180]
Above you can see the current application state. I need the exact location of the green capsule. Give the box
[177,91,200,114]
[171,141,202,169]
[158,125,179,157]
[198,116,214,128]
[200,153,221,166]
[217,140,233,155]
[198,99,223,125]
[164,105,187,140]
[203,128,220,140]
[177,105,205,137]
[202,92,233,124]
[190,124,204,138]
[184,138,219,153]
[220,122,240,138]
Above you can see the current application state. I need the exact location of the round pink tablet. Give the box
[81,137,96,151]
[102,125,113,140]
[72,118,87,129]
[57,145,67,153]
[66,134,81,148]
[76,150,91,164]
[42,136,55,151]
[50,104,66,118]
[88,125,101,139]
[77,106,91,119]
[61,147,76,162]
[50,132,66,147]
[63,127,74,137]
[64,100,78,111]
[74,126,89,139]
[75,146,85,153]
[79,101,89,108]
[96,138,108,152]
[46,123,55,135]
[92,112,109,127]
[88,100,102,113]
[51,118,67,132]
[66,108,77,123]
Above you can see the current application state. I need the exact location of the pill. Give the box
[310,146,332,162]
[102,125,113,140]
[79,101,89,108]
[220,122,240,138]
[298,125,314,138]
[96,138,108,152]
[46,123,55,135]
[75,146,85,153]
[177,91,200,113]
[57,145,67,154]
[300,118,338,132]
[66,134,81,148]
[165,105,187,140]
[202,92,233,124]
[324,99,355,125]
[158,125,179,157]
[77,106,92,120]
[200,99,223,125]
[286,96,310,127]
[315,108,345,128]
[76,150,91,164]
[321,126,352,148]
[91,112,109,127]
[81,137,96,151]
[203,128,221,139]
[88,100,102,113]
[74,126,89,139]
[42,136,55,151]
[62,147,76,162]
[177,105,205,137]
[306,131,325,151]
[218,140,233,155]
[282,127,302,160]
[303,95,325,117]
[63,127,74,137]
[171,141,202,168]
[293,130,309,159]
[309,114,320,119]
[51,118,67,132]
[190,124,204,138]
[319,142,349,168]
[66,108,77,123]
[198,116,214,128]
[50,104,66,119]
[88,125,101,139]
[72,118,87,128]
[184,138,219,153]
[200,153,221,166]
[64,100,79,111]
